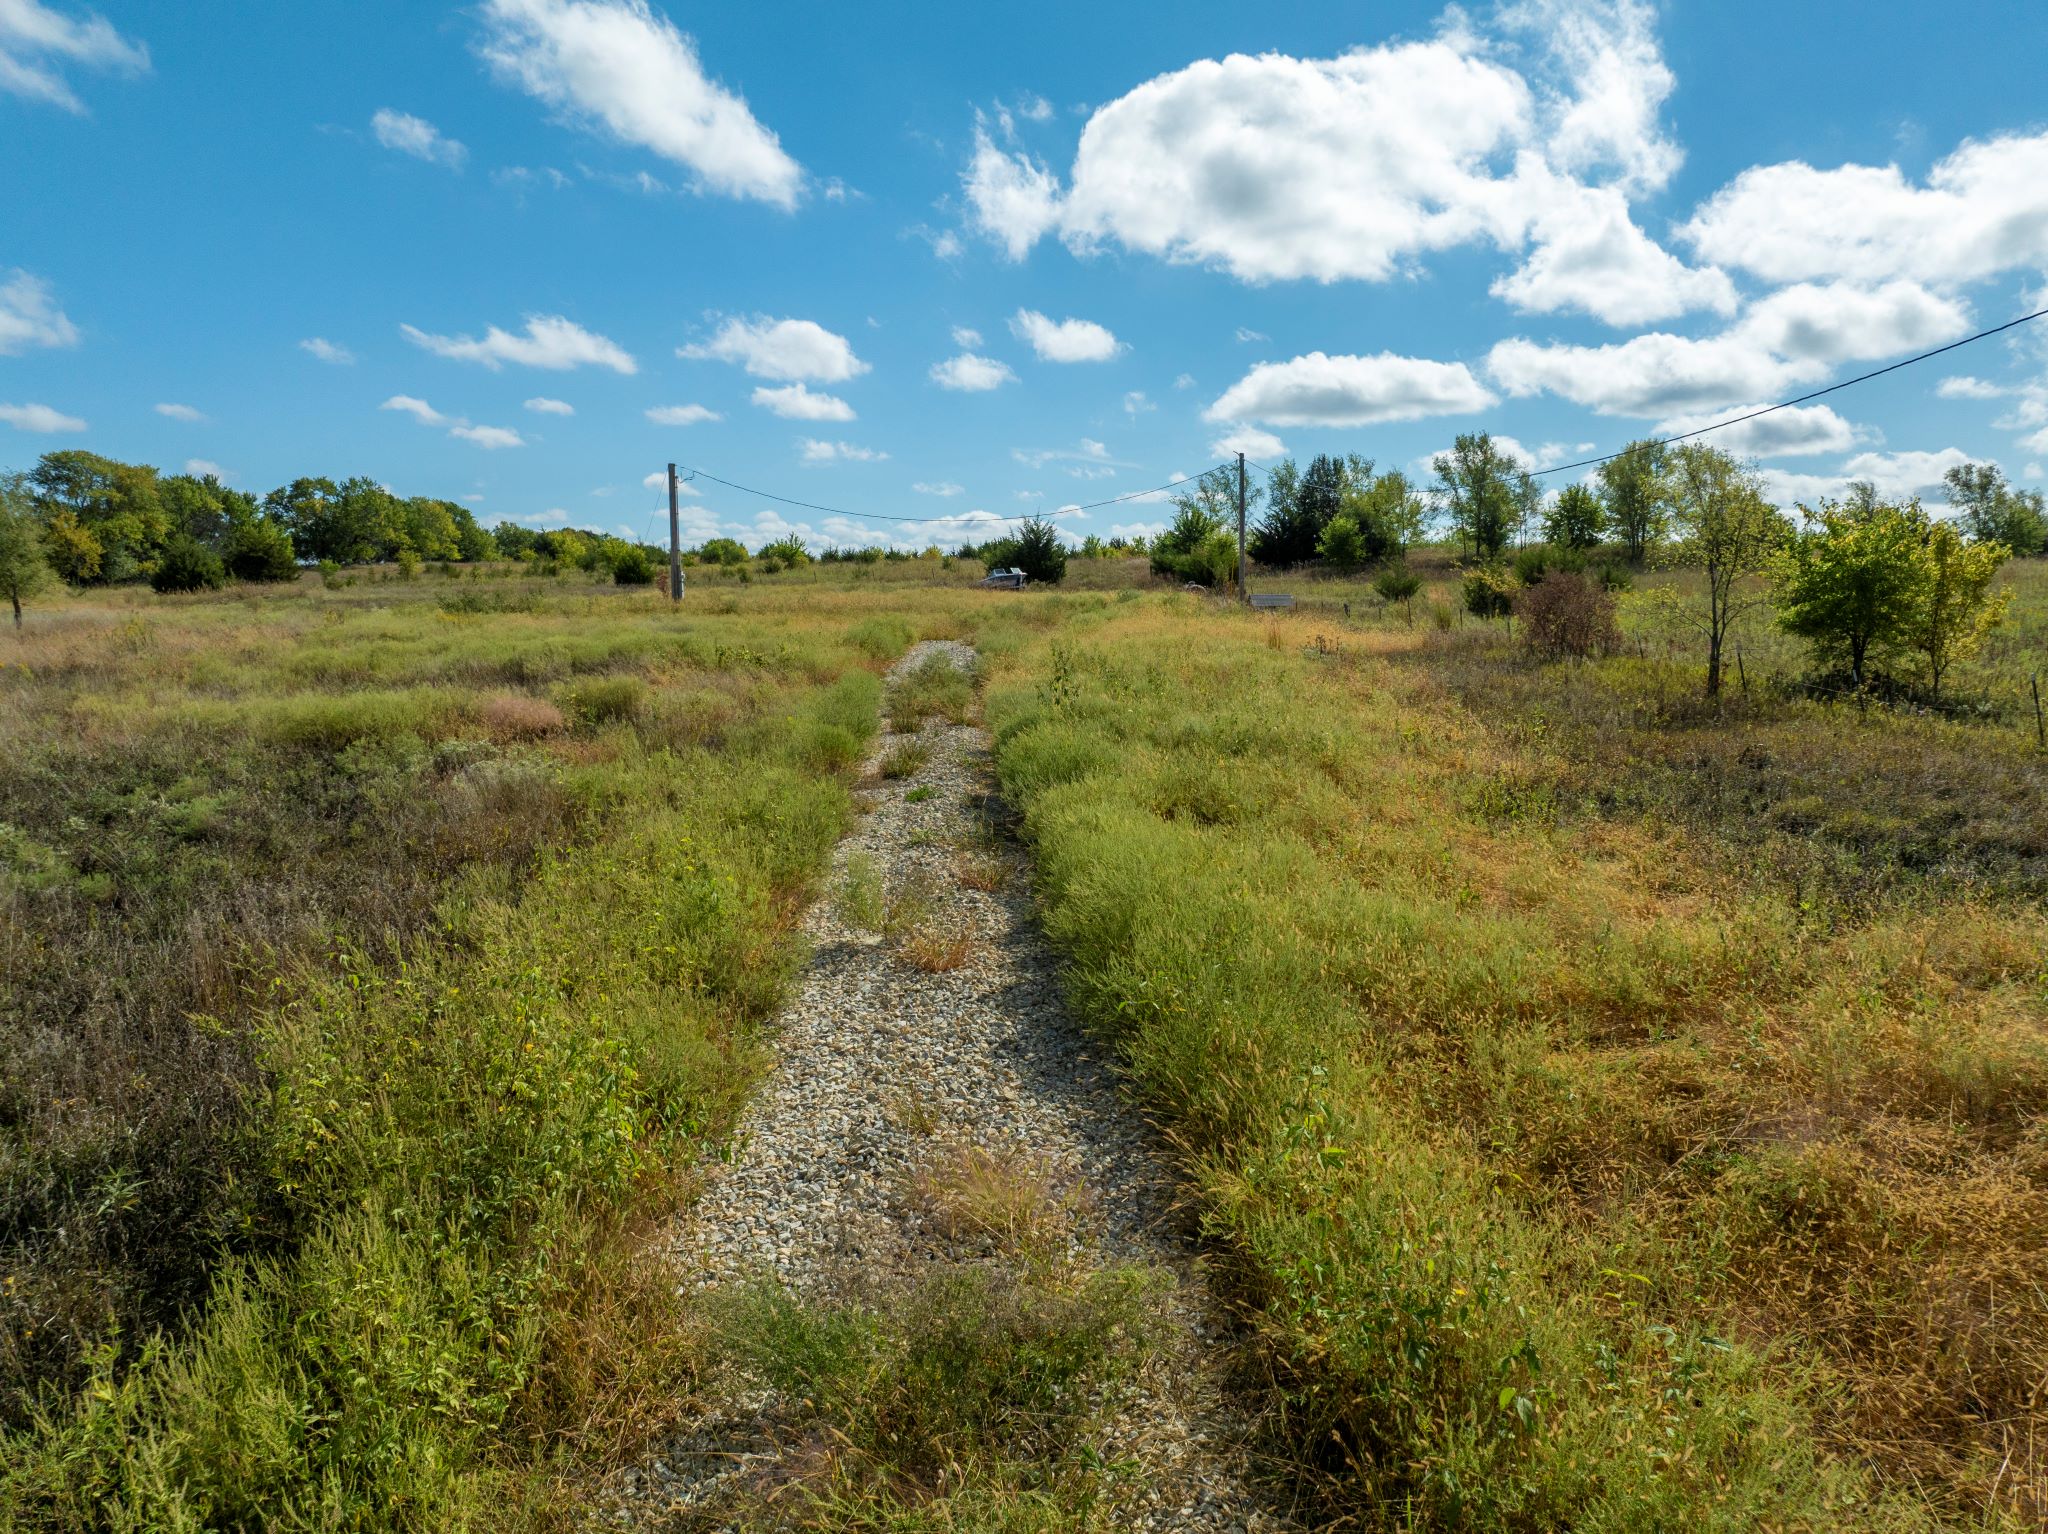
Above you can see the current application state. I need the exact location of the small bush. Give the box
[151,537,227,594]
[561,675,645,728]
[610,546,655,585]
[1462,564,1518,619]
[849,616,913,661]
[479,693,566,741]
[879,740,930,780]
[1518,570,1621,658]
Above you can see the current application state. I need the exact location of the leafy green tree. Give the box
[28,449,169,580]
[1317,514,1367,568]
[1433,433,1522,560]
[151,535,227,593]
[1666,443,1787,696]
[1372,561,1422,625]
[756,534,810,566]
[1943,462,2047,555]
[42,509,102,584]
[160,473,232,546]
[221,510,298,582]
[1345,466,1426,557]
[1012,515,1068,584]
[610,545,656,584]
[1543,482,1606,549]
[697,536,748,567]
[1913,520,2010,697]
[492,521,540,559]
[1775,496,1931,684]
[1153,467,1242,583]
[455,516,495,562]
[1597,439,1669,564]
[0,474,54,629]
[1251,454,1339,565]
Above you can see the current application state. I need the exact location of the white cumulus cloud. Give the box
[1209,427,1287,460]
[476,0,802,207]
[680,315,867,382]
[1206,351,1495,428]
[524,395,575,415]
[0,270,79,353]
[646,403,721,425]
[913,481,964,496]
[380,394,450,426]
[1010,308,1123,362]
[402,314,636,373]
[450,423,526,449]
[752,382,854,420]
[929,353,1016,392]
[0,0,148,113]
[0,401,86,432]
[1758,448,1974,508]
[1652,402,1862,459]
[154,402,206,423]
[371,108,468,169]
[1730,280,1970,363]
[798,438,888,464]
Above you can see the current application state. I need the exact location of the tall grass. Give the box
[989,598,2048,1530]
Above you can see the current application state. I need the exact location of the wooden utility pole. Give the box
[1235,453,1248,603]
[667,463,683,604]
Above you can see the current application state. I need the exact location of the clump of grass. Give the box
[877,739,929,780]
[560,674,644,728]
[909,1144,1082,1264]
[478,691,566,741]
[899,925,971,972]
[835,852,886,931]
[955,852,1006,892]
[904,784,935,804]
[847,615,914,661]
[887,652,976,733]
[704,1263,1158,1525]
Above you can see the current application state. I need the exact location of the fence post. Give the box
[2033,671,2044,749]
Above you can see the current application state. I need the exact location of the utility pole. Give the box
[667,462,683,605]
[1235,452,1248,603]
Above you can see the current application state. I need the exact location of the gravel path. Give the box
[601,642,1294,1532]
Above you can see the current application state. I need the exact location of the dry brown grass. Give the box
[480,691,567,741]
[898,926,971,972]
[908,1143,1082,1263]
[954,852,1006,892]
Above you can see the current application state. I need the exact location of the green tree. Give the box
[610,545,656,584]
[1153,466,1244,583]
[1665,444,1787,697]
[1543,482,1606,549]
[1011,515,1068,584]
[151,535,227,593]
[221,510,299,582]
[697,536,748,567]
[42,509,103,584]
[1339,462,1426,560]
[1433,433,1521,559]
[1774,496,1931,685]
[1372,561,1422,625]
[0,474,54,629]
[756,534,810,567]
[1943,461,2047,555]
[493,521,541,559]
[1597,439,1669,564]
[1316,514,1367,568]
[1913,520,2011,697]
[28,449,169,580]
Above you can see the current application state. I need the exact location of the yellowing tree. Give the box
[1913,520,2010,698]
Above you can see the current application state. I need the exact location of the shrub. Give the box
[1011,515,1067,586]
[1518,570,1621,658]
[848,616,913,661]
[151,536,227,594]
[221,517,298,583]
[757,535,809,568]
[610,546,655,585]
[1317,514,1368,569]
[1461,564,1518,619]
[479,693,567,741]
[1372,563,1422,624]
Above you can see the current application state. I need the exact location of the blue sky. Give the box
[4,0,2047,550]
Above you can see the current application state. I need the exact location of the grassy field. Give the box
[987,559,2048,1529]
[2,553,2043,1529]
[0,573,986,1528]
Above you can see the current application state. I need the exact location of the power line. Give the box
[1233,303,2048,483]
[668,462,1227,528]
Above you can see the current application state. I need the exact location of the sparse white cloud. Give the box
[154,402,206,423]
[680,315,867,382]
[1683,131,2048,287]
[752,382,855,420]
[1234,328,1268,344]
[1015,92,1053,123]
[1937,376,2006,400]
[913,481,964,496]
[961,124,1061,260]
[450,423,526,449]
[1209,426,1287,460]
[1652,402,1862,458]
[371,108,468,169]
[1173,372,1196,390]
[523,395,575,415]
[1010,308,1123,362]
[184,458,227,479]
[929,353,1016,392]
[0,401,86,432]
[1207,351,1495,428]
[476,0,803,207]
[300,336,354,365]
[404,313,636,373]
[0,0,149,113]
[1012,439,1130,470]
[798,438,888,464]
[951,325,983,348]
[381,394,450,426]
[1123,390,1154,416]
[645,403,722,425]
[642,469,702,494]
[0,270,78,354]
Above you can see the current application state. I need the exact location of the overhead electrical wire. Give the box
[665,462,1229,528]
